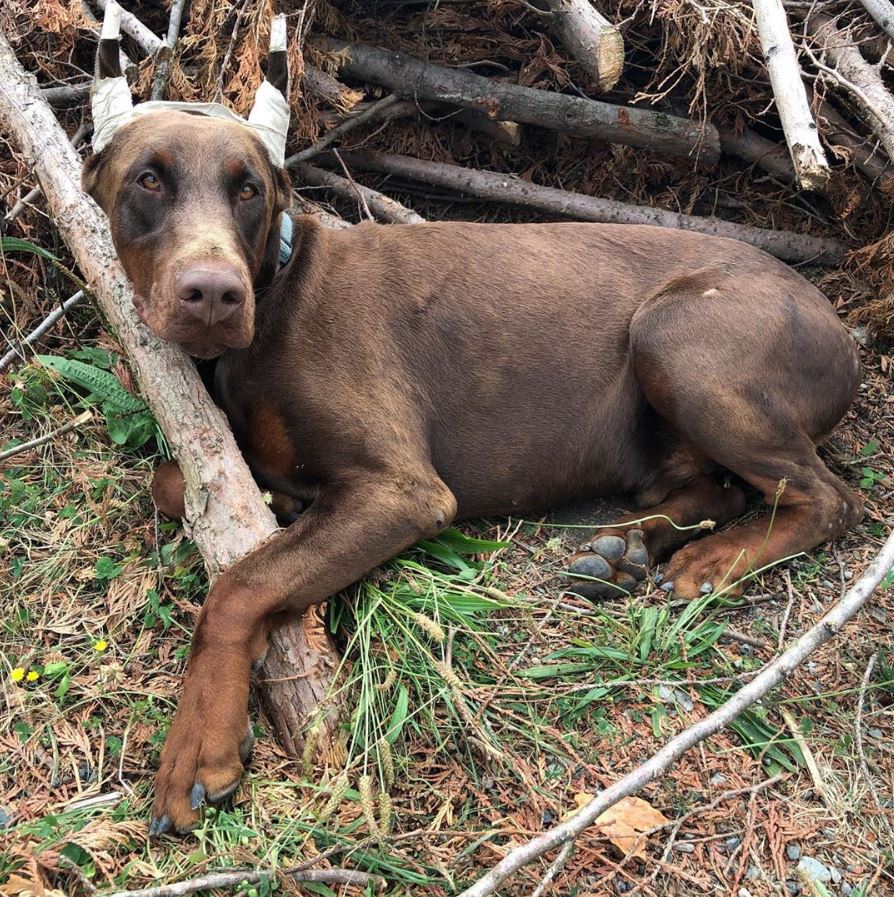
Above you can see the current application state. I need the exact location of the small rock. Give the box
[675,689,694,712]
[830,867,842,884]
[675,842,695,853]
[542,809,556,826]
[785,881,799,895]
[726,836,741,851]
[786,844,801,861]
[867,728,883,739]
[710,773,727,786]
[798,856,832,884]
[0,807,12,829]
[738,889,753,897]
[851,325,871,346]
[842,884,853,896]
[745,864,761,881]
[657,685,675,703]
[615,879,630,893]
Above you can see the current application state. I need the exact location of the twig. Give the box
[151,0,186,99]
[751,0,831,189]
[214,0,250,102]
[723,627,771,650]
[781,707,829,805]
[293,160,425,224]
[314,37,720,164]
[332,150,846,264]
[530,841,574,897]
[0,290,85,374]
[456,528,894,897]
[286,94,402,165]
[0,410,93,464]
[854,652,890,831]
[778,569,796,650]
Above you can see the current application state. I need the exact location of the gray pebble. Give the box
[725,836,741,851]
[675,842,695,853]
[842,884,853,896]
[786,844,801,860]
[785,882,799,895]
[830,867,842,884]
[797,856,832,883]
[0,807,11,829]
[710,773,727,786]
[867,728,883,739]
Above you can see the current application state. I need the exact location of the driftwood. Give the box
[335,150,845,264]
[0,34,339,758]
[314,37,720,164]
[751,0,830,190]
[294,159,425,224]
[457,527,894,897]
[806,12,894,164]
[544,0,624,92]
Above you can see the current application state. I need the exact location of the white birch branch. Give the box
[859,0,894,44]
[751,0,831,190]
[457,528,894,897]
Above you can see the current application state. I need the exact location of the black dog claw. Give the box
[190,782,206,811]
[148,815,171,837]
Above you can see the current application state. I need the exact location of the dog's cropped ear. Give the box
[82,151,112,211]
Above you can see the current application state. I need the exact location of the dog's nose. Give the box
[175,265,246,325]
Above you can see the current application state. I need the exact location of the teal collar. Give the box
[278,213,293,269]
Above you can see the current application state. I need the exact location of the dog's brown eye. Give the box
[138,172,161,192]
[239,183,258,201]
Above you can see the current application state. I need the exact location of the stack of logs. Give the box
[3,0,894,754]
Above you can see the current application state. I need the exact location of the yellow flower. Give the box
[10,667,25,683]
[26,670,39,682]
[93,639,108,653]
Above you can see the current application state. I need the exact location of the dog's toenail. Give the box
[593,535,625,562]
[190,782,206,811]
[700,581,713,595]
[579,542,592,552]
[149,815,171,837]
[660,580,675,592]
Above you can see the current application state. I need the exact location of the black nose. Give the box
[175,265,246,326]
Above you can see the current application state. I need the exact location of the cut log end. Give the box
[592,28,624,93]
[793,144,833,192]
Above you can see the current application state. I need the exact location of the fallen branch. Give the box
[314,38,720,164]
[859,0,894,44]
[805,12,894,164]
[151,0,186,100]
[752,0,830,190]
[0,410,93,463]
[101,866,382,897]
[456,527,894,897]
[0,33,339,757]
[304,63,364,112]
[543,0,623,92]
[41,82,91,104]
[91,0,162,55]
[0,290,85,374]
[334,150,845,264]
[294,159,425,223]
[719,127,798,182]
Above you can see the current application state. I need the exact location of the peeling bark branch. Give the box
[314,37,720,164]
[544,0,624,92]
[806,12,894,164]
[457,528,894,897]
[0,33,339,759]
[751,0,830,190]
[335,150,845,264]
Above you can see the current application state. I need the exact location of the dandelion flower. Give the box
[10,667,25,683]
[26,670,39,682]
[93,639,108,653]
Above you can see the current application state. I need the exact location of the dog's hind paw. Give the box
[566,529,649,600]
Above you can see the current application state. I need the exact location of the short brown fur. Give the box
[84,112,863,834]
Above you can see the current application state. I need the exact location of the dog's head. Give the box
[83,4,292,358]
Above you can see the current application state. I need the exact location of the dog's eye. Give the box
[239,183,258,201]
[138,172,161,192]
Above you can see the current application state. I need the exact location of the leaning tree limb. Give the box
[806,12,894,164]
[751,0,830,190]
[858,0,894,44]
[151,0,187,100]
[303,64,364,112]
[543,0,624,93]
[0,33,340,758]
[457,527,894,897]
[334,150,845,264]
[313,37,720,164]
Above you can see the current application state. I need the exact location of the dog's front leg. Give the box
[149,469,457,835]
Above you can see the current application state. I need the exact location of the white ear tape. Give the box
[269,14,287,52]
[101,0,122,40]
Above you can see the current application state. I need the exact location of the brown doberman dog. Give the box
[83,38,862,837]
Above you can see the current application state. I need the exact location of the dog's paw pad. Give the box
[566,528,651,600]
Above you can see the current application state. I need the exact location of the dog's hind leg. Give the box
[622,269,862,601]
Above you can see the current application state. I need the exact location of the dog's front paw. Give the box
[149,667,253,836]
[567,529,650,599]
